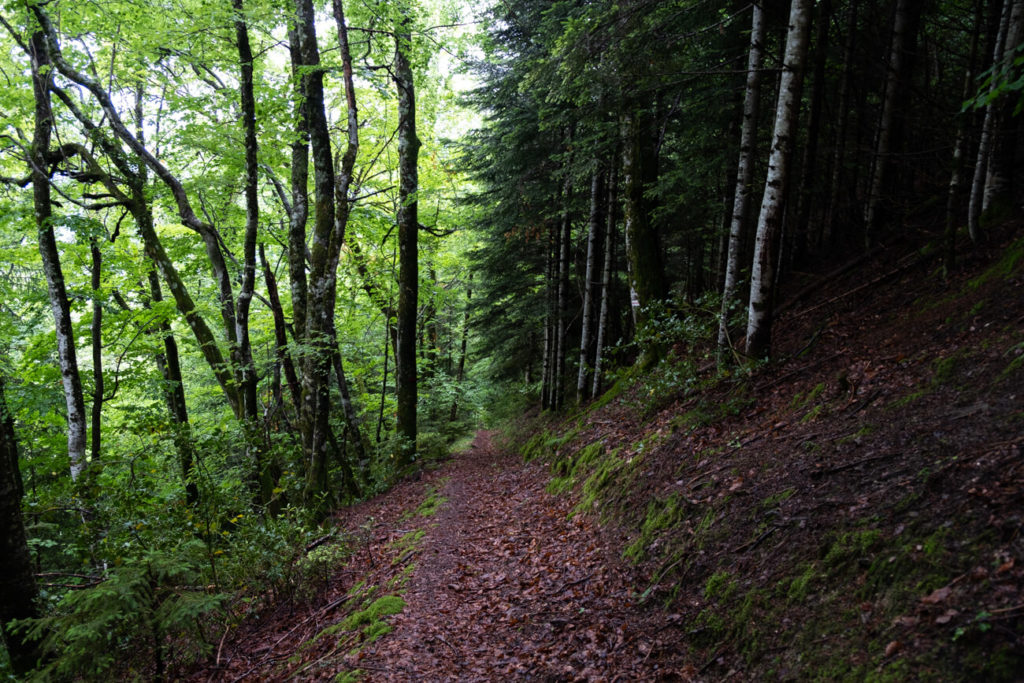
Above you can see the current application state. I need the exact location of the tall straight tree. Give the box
[233,0,272,505]
[577,165,604,402]
[718,1,765,365]
[592,166,617,397]
[394,1,420,466]
[28,27,87,481]
[745,0,813,359]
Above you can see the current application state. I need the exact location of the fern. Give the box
[17,548,226,681]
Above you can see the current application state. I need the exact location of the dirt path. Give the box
[200,431,691,681]
[356,431,688,680]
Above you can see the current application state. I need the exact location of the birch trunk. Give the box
[718,1,765,365]
[745,0,812,359]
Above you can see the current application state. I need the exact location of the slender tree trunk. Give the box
[288,24,310,343]
[592,167,617,397]
[394,5,420,466]
[143,272,199,505]
[718,1,766,365]
[793,0,830,265]
[577,167,604,403]
[554,174,572,411]
[968,0,1010,241]
[233,0,272,506]
[745,0,813,359]
[945,0,983,272]
[541,236,553,410]
[982,0,1024,214]
[449,274,471,422]
[0,374,44,675]
[29,29,87,481]
[89,237,103,463]
[260,244,302,411]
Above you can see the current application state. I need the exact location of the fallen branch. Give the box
[545,573,594,597]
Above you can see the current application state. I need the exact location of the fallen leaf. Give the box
[921,586,951,604]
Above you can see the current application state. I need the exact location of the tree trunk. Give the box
[945,0,983,272]
[233,0,272,507]
[577,167,604,403]
[718,1,766,365]
[554,174,572,411]
[394,5,420,467]
[621,110,667,336]
[29,29,88,482]
[89,237,103,463]
[146,272,199,506]
[260,244,302,412]
[982,0,1024,215]
[0,375,44,675]
[288,23,310,343]
[745,0,813,359]
[295,0,339,509]
[449,274,472,422]
[968,0,1013,241]
[541,232,553,410]
[592,166,617,397]
[792,0,830,265]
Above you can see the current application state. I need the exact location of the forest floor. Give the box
[195,222,1023,682]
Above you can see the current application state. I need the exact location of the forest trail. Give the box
[199,431,691,681]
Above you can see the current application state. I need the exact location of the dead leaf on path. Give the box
[921,586,951,604]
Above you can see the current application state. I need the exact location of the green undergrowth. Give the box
[292,480,444,681]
